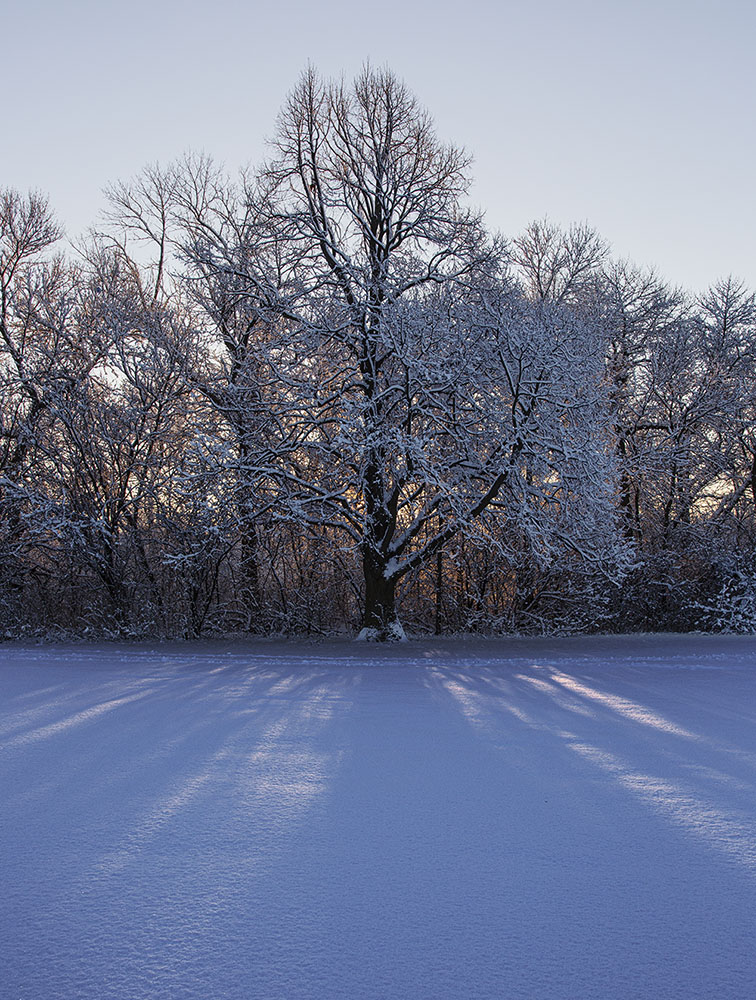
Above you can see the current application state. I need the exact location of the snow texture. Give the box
[2,634,756,999]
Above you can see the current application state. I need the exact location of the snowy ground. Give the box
[2,635,756,1000]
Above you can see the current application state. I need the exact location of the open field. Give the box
[2,635,756,999]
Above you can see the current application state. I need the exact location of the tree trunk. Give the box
[239,518,261,630]
[359,548,403,641]
[435,548,444,635]
[236,433,261,631]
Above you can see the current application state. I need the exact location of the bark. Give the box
[360,549,401,640]
[435,549,444,636]
[236,432,262,630]
[239,518,261,629]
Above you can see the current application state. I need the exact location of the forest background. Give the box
[2,64,755,641]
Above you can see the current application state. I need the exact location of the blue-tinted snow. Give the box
[2,635,756,999]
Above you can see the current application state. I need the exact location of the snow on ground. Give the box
[2,634,756,1000]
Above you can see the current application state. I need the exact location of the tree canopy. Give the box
[2,67,755,639]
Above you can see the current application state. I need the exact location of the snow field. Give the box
[2,635,756,999]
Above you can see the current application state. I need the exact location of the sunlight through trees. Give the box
[2,68,755,639]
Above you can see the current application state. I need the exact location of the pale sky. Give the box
[3,0,754,294]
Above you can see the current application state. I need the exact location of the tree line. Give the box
[2,67,755,640]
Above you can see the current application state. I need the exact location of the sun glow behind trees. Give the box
[2,67,756,639]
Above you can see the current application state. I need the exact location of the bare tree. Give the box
[227,70,629,639]
[260,66,502,637]
[0,189,63,484]
[511,219,608,305]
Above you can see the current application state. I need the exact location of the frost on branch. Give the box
[1,72,755,639]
